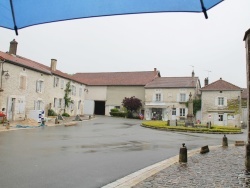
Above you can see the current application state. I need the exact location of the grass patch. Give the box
[141,121,242,134]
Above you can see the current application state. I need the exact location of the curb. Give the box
[102,145,223,188]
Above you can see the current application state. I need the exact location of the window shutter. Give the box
[177,94,180,102]
[185,94,188,102]
[34,100,38,110]
[224,97,227,106]
[176,108,180,116]
[161,93,164,102]
[215,97,218,106]
[62,99,65,108]
[36,81,39,92]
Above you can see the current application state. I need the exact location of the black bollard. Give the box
[222,134,228,147]
[200,145,210,154]
[179,143,187,163]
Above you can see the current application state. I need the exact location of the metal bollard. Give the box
[222,134,228,147]
[179,143,187,163]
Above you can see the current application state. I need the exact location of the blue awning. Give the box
[0,0,223,35]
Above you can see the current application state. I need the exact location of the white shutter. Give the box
[176,108,180,116]
[34,100,38,110]
[161,93,164,102]
[224,97,227,106]
[185,94,188,102]
[62,99,65,108]
[36,81,39,92]
[215,97,218,106]
[19,98,25,114]
[177,94,180,102]
[55,98,59,108]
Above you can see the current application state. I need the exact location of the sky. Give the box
[0,0,250,88]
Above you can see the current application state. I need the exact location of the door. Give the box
[7,97,15,121]
[171,108,176,120]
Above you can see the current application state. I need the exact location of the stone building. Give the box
[144,71,201,121]
[0,40,86,121]
[200,78,242,126]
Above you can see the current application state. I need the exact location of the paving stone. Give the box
[133,146,246,188]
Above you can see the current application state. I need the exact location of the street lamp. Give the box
[0,56,10,92]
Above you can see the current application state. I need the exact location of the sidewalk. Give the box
[104,145,248,188]
[0,115,91,132]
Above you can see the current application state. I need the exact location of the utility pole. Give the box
[244,28,250,171]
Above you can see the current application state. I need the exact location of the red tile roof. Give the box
[0,51,82,83]
[0,51,51,74]
[201,78,242,91]
[145,77,199,88]
[72,71,160,86]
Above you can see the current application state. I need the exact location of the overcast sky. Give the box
[0,0,249,88]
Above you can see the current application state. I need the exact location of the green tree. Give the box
[64,81,72,113]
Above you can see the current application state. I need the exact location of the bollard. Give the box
[179,143,187,163]
[200,145,209,154]
[222,134,228,147]
[55,117,59,124]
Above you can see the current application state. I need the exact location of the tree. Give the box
[122,96,142,117]
[64,81,72,113]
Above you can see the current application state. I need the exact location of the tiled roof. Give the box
[0,51,82,84]
[72,71,160,86]
[145,77,199,88]
[201,78,242,91]
[0,51,51,74]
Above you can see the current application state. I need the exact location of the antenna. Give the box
[190,65,194,71]
[204,70,211,78]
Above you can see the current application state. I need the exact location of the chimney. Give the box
[9,39,18,55]
[51,59,57,71]
[204,77,209,86]
[192,70,195,78]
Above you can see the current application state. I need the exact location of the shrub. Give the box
[141,121,242,133]
[48,109,57,116]
[62,112,70,117]
[110,108,119,113]
[110,111,127,117]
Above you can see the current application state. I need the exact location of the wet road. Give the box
[0,116,246,188]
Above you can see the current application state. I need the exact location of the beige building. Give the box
[73,69,160,115]
[200,78,242,126]
[144,72,201,121]
[0,40,86,122]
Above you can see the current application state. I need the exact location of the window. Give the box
[218,114,223,121]
[58,98,63,108]
[19,75,27,90]
[180,93,186,102]
[53,77,59,87]
[71,85,76,96]
[61,79,64,89]
[79,87,83,97]
[36,80,44,93]
[155,93,161,101]
[34,100,44,110]
[172,108,176,115]
[78,100,81,110]
[218,97,224,105]
[180,108,186,117]
[54,98,58,108]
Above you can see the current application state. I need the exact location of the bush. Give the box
[48,109,57,116]
[141,121,242,133]
[62,112,70,117]
[110,108,119,113]
[110,111,127,117]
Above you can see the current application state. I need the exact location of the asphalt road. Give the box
[0,116,247,188]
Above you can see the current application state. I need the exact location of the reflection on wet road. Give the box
[0,116,246,188]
